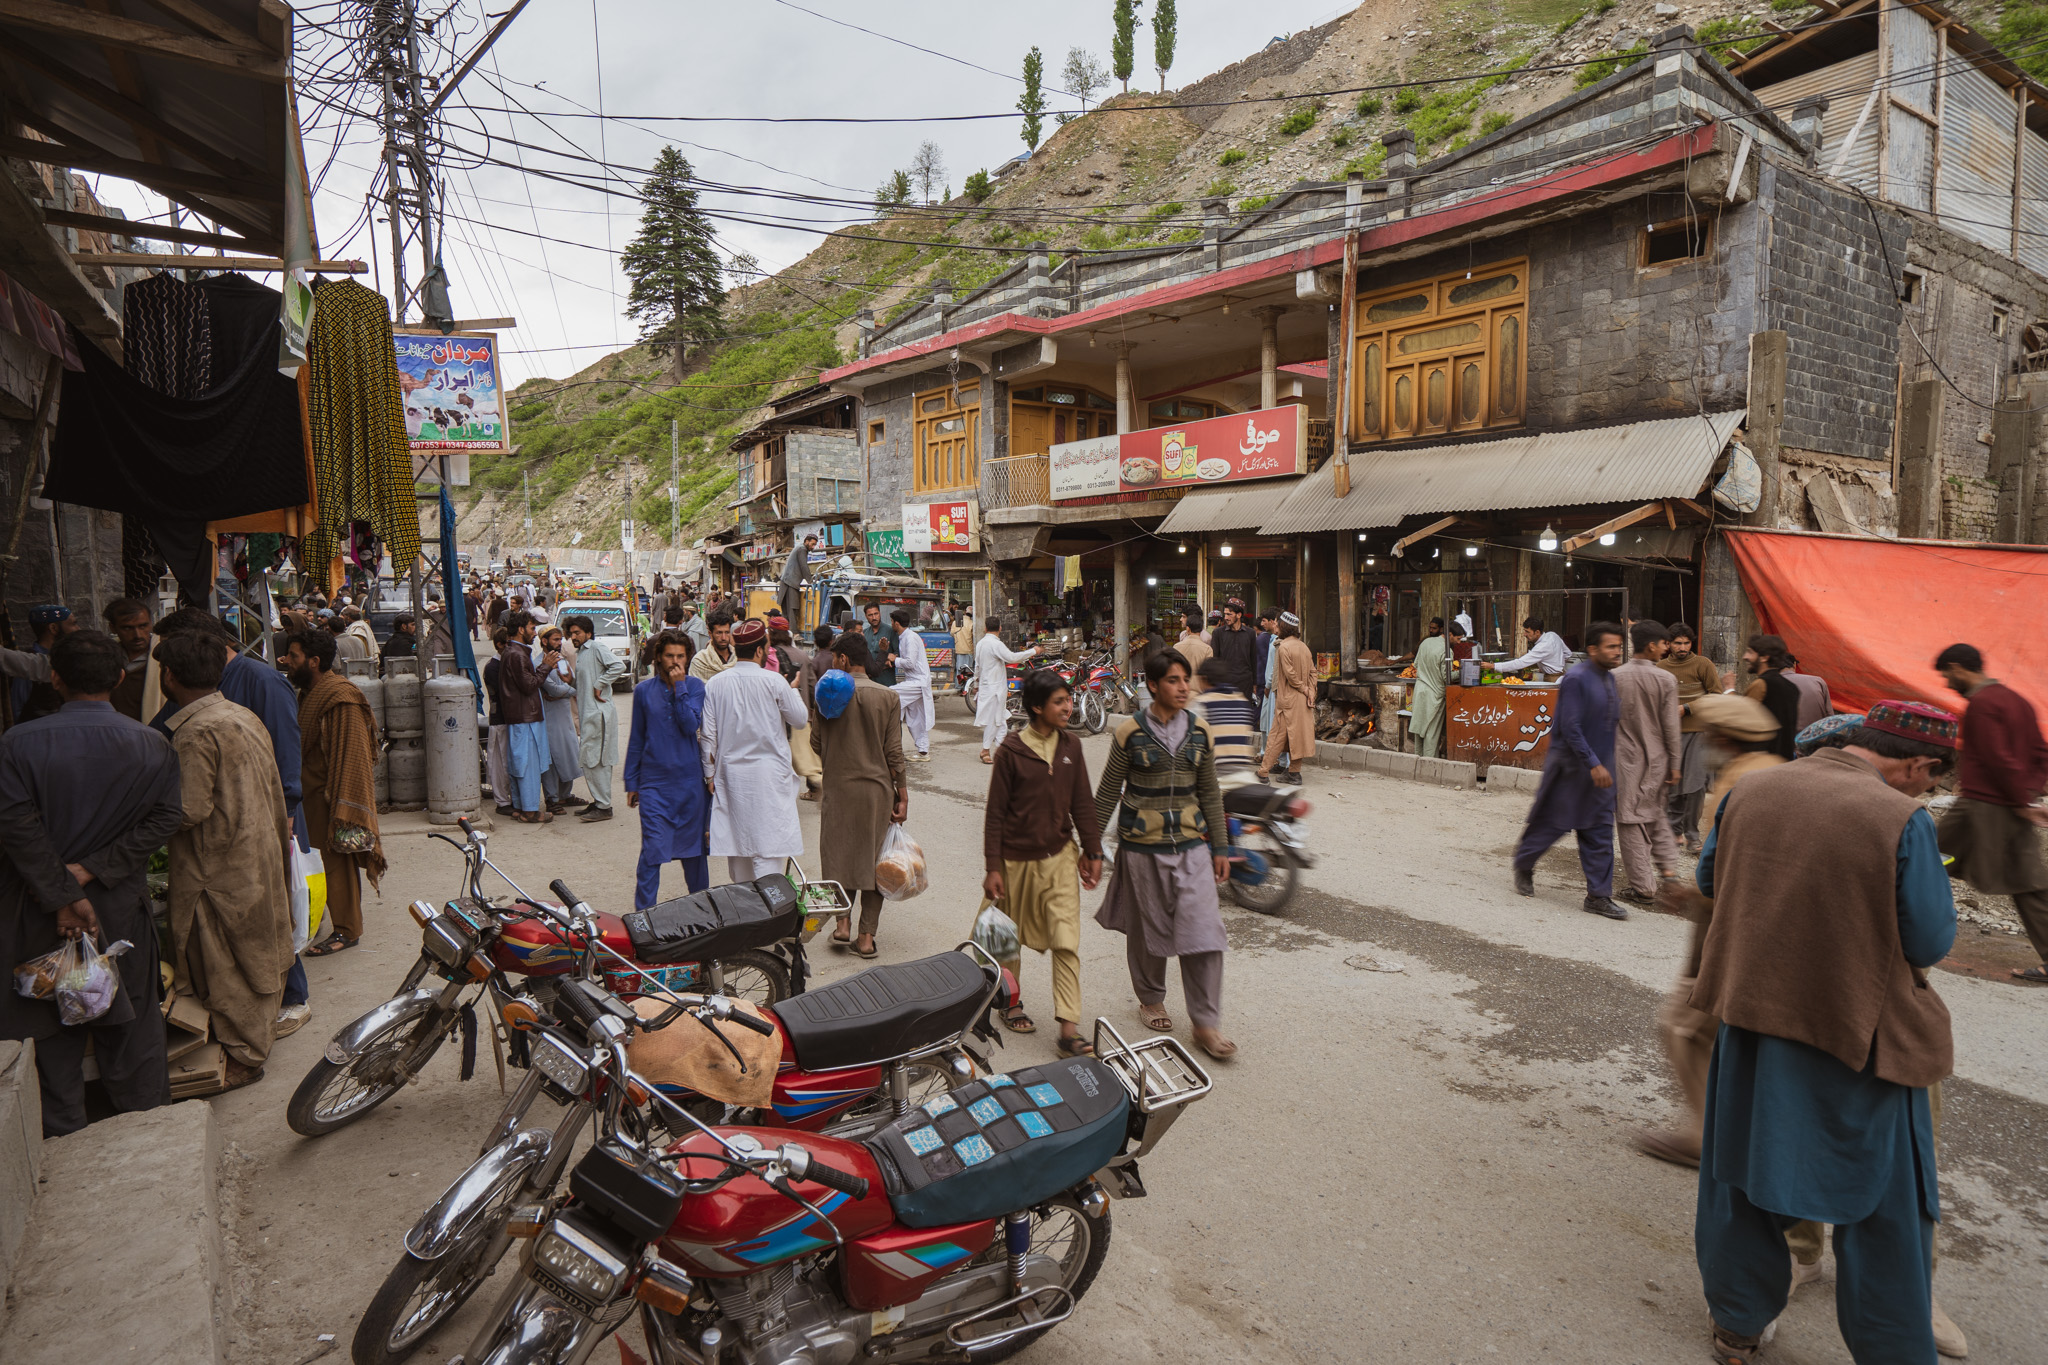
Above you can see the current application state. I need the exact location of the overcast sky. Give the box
[101,1,1351,385]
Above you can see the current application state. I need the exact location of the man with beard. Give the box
[1657,623,1723,854]
[1613,621,1682,908]
[284,629,386,954]
[624,631,710,904]
[1510,621,1626,918]
[102,597,153,720]
[1743,633,1802,761]
[499,610,554,823]
[690,609,738,682]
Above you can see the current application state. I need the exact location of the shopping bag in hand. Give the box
[874,823,929,902]
[14,933,133,1025]
[969,898,1021,978]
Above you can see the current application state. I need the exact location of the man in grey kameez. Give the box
[0,631,183,1136]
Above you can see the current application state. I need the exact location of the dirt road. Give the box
[214,696,2048,1365]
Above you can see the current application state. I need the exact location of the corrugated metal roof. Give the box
[1257,410,1745,536]
[1155,477,1307,534]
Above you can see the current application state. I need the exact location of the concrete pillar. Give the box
[1747,331,1789,527]
[1790,97,1829,163]
[1253,307,1285,410]
[1337,532,1358,672]
[1900,378,1946,540]
[1195,540,1211,613]
[1025,242,1054,317]
[1992,373,2048,544]
[1114,344,1136,433]
[1113,540,1131,676]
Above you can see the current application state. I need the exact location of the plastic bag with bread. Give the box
[874,822,928,902]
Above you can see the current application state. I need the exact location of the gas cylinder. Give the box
[423,655,482,825]
[387,735,426,809]
[383,657,423,737]
[343,659,391,811]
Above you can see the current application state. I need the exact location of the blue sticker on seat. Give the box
[985,1074,1016,1088]
[1026,1083,1062,1107]
[967,1095,1005,1126]
[1016,1111,1053,1139]
[923,1094,958,1118]
[954,1135,994,1166]
[904,1125,943,1156]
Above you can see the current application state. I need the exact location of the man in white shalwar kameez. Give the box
[888,611,934,762]
[700,619,808,883]
[972,618,1038,763]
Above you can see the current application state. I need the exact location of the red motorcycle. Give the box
[435,976,1212,1365]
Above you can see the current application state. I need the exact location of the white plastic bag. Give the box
[969,899,1020,974]
[1713,440,1762,514]
[13,933,132,1025]
[288,839,315,953]
[874,823,928,902]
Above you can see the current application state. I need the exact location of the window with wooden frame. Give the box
[1353,261,1527,444]
[1147,396,1224,424]
[1009,383,1116,458]
[1641,219,1711,267]
[914,381,980,491]
[867,418,885,445]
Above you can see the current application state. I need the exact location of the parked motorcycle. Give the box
[286,820,820,1139]
[1219,779,1315,914]
[428,972,1211,1365]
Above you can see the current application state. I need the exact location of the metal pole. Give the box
[670,418,680,558]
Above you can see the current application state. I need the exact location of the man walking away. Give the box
[102,598,153,720]
[1786,649,1834,732]
[285,629,387,954]
[624,631,710,906]
[1257,612,1316,785]
[889,610,934,762]
[498,609,554,823]
[974,617,1037,763]
[1209,598,1257,698]
[1658,623,1722,853]
[1934,642,2048,985]
[1614,621,1683,907]
[1511,621,1626,919]
[691,610,737,682]
[0,630,181,1136]
[567,615,625,822]
[779,534,818,624]
[1174,608,1212,676]
[1691,701,1959,1365]
[156,632,293,1090]
[811,633,906,957]
[1743,634,1802,760]
[1194,658,1260,782]
[701,619,807,883]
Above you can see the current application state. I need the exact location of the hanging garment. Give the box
[304,280,420,584]
[121,273,212,398]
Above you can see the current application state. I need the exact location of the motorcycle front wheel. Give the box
[286,1009,449,1137]
[713,948,790,1005]
[1225,831,1299,916]
[1078,689,1107,735]
[960,1194,1111,1362]
[352,1195,518,1365]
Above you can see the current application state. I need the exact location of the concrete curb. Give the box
[1304,743,1508,792]
[4,1102,225,1365]
[0,1039,42,1290]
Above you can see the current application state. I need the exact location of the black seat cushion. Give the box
[769,951,991,1073]
[1223,783,1286,816]
[620,876,801,965]
[865,1060,1131,1228]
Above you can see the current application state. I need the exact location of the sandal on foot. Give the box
[1709,1326,1763,1364]
[852,939,879,959]
[1056,1033,1094,1057]
[1138,1004,1173,1033]
[830,920,852,948]
[1193,1030,1238,1061]
[1001,1006,1036,1034]
[1633,1128,1701,1169]
[305,934,359,957]
[221,1060,266,1092]
[2012,965,2048,985]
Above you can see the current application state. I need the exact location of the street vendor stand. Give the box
[1435,586,1628,770]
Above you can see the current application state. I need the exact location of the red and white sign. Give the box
[902,499,978,553]
[1049,405,1307,503]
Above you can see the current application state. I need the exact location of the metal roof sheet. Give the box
[1155,477,1307,534]
[1256,410,1745,536]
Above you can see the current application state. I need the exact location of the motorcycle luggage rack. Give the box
[1090,1018,1213,1161]
[785,864,853,943]
[942,1284,1076,1351]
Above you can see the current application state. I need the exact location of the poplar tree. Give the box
[1019,45,1047,151]
[1153,0,1177,92]
[620,147,724,387]
[1112,0,1142,92]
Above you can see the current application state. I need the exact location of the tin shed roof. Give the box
[1155,476,1308,534]
[1256,410,1745,536]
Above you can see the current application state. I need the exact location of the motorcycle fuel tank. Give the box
[659,1128,890,1277]
[490,905,637,976]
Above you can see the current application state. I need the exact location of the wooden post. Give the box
[1747,331,1789,526]
[1113,344,1135,434]
[1337,532,1358,673]
[1113,540,1132,676]
[1899,378,1946,539]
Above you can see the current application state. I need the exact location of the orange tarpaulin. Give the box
[1723,529,2048,721]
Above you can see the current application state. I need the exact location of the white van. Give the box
[554,596,639,690]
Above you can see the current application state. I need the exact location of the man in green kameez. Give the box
[1410,629,1448,759]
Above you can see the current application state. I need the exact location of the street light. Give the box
[1146,576,1158,586]
[1219,541,1233,557]
[1464,543,1479,557]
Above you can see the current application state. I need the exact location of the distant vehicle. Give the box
[555,586,640,689]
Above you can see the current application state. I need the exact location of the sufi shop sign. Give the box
[395,330,509,484]
[901,499,978,553]
[1050,404,1307,502]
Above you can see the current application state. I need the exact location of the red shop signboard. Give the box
[1049,404,1307,502]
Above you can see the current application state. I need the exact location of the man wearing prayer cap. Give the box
[1690,699,1960,1365]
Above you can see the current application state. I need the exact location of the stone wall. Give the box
[785,429,863,521]
[1172,19,1347,130]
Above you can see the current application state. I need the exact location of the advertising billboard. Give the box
[395,330,509,482]
[1049,405,1306,503]
[902,499,978,553]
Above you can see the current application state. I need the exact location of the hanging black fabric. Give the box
[118,272,214,597]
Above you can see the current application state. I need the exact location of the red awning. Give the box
[1723,529,2048,720]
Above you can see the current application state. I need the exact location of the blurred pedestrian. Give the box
[624,630,709,905]
[811,633,904,957]
[1614,621,1682,907]
[1743,634,1802,760]
[1510,621,1625,918]
[285,629,385,954]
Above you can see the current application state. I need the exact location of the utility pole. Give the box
[367,0,440,324]
[522,469,532,559]
[670,419,681,562]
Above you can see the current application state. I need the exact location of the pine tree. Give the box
[620,147,724,387]
[1112,0,1143,93]
[1152,0,1177,92]
[1019,45,1047,152]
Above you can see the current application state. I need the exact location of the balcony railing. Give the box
[981,453,1050,509]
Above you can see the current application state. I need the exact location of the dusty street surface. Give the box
[214,694,2048,1365]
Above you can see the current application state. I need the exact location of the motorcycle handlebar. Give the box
[725,1006,776,1037]
[553,979,604,1030]
[549,878,585,912]
[456,817,474,839]
[790,1152,869,1200]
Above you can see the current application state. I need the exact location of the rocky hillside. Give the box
[463,0,2007,557]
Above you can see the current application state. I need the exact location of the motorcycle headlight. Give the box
[421,915,472,966]
[533,1218,628,1302]
[529,1032,590,1095]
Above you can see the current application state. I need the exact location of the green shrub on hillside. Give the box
[1238,194,1275,212]
[1331,126,1354,150]
[1202,177,1236,198]
[1694,17,1772,64]
[964,169,993,202]
[1279,106,1317,136]
[1409,91,1473,147]
[1346,143,1387,180]
[1394,87,1423,113]
[1218,147,1247,166]
[1356,93,1383,117]
[1481,111,1512,136]
[1999,4,2048,84]
[1575,42,1647,89]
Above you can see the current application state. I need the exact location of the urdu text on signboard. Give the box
[396,329,510,485]
[1048,405,1306,502]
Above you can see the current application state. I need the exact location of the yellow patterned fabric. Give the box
[305,280,419,583]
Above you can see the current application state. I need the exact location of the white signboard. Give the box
[621,519,636,552]
[1048,434,1120,501]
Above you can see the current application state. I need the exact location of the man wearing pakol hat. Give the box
[1256,611,1315,784]
[1510,621,1626,918]
[700,617,807,883]
[1,604,78,724]
[1690,700,1960,1365]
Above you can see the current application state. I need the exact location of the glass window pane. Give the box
[1149,403,1174,422]
[1497,315,1521,417]
[1366,293,1430,323]
[1426,368,1448,426]
[1460,362,1483,422]
[1397,321,1484,355]
[1360,343,1382,435]
[1393,374,1413,431]
[1447,274,1520,306]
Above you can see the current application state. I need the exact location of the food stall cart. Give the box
[1436,585,1628,771]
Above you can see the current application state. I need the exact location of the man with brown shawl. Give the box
[284,628,386,954]
[1256,611,1316,784]
[810,632,905,958]
[157,632,293,1087]
[1613,621,1683,906]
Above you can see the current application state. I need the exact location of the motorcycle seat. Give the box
[865,1061,1131,1228]
[769,951,992,1073]
[620,876,803,965]
[1222,783,1287,816]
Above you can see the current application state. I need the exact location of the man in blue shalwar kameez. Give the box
[1689,700,1960,1365]
[624,630,710,909]
[1511,621,1626,918]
